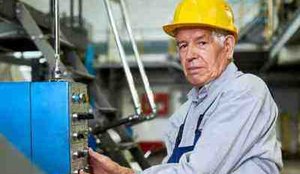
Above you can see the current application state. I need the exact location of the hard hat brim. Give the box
[163,23,238,41]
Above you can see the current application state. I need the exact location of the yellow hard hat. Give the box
[163,0,238,40]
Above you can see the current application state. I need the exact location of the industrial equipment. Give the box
[0,81,90,174]
[0,0,156,172]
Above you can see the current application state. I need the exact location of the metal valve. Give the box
[79,93,87,103]
[72,132,85,140]
[72,166,90,174]
[72,149,88,159]
[72,113,94,120]
[72,93,88,104]
[72,93,80,103]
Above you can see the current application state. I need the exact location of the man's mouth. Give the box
[187,66,203,75]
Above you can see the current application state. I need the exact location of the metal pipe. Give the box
[53,0,62,79]
[49,0,54,54]
[92,114,140,134]
[70,0,74,27]
[119,0,157,115]
[79,0,83,27]
[103,0,142,115]
[49,0,54,17]
[266,0,274,41]
[54,0,60,60]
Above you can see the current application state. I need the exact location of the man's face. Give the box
[175,27,229,88]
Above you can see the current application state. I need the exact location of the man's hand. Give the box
[80,148,134,174]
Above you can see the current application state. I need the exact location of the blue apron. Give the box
[167,99,216,163]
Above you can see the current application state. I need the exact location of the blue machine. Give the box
[0,82,90,174]
[0,82,31,159]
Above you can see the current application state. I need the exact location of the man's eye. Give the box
[198,41,207,46]
[178,44,187,50]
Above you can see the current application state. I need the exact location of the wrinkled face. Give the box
[175,28,232,88]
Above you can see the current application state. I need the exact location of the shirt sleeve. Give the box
[140,88,276,174]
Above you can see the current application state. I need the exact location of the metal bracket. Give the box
[15,2,66,74]
[260,9,300,72]
[270,9,300,59]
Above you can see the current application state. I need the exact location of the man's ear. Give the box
[224,35,235,59]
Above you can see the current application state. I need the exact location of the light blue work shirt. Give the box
[140,62,283,174]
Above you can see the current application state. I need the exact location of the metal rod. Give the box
[103,0,141,115]
[49,0,54,17]
[270,9,300,58]
[266,0,273,41]
[53,0,62,79]
[70,0,74,27]
[54,0,60,58]
[92,114,140,134]
[119,0,157,115]
[79,0,83,26]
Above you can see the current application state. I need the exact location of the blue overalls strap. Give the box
[173,107,190,148]
[167,97,218,163]
[182,98,218,148]
[167,76,235,164]
[193,100,216,144]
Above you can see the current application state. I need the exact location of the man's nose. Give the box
[186,44,197,62]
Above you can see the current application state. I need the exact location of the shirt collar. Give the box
[187,62,238,104]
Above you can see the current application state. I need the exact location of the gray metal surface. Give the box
[0,1,88,50]
[0,0,15,20]
[16,2,66,76]
[0,22,26,38]
[0,54,32,65]
[270,9,300,59]
[0,135,44,174]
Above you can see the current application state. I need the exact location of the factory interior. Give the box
[0,0,300,173]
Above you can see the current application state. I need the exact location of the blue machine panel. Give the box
[0,81,89,174]
[31,82,70,174]
[0,82,31,159]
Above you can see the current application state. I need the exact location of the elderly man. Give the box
[81,0,283,173]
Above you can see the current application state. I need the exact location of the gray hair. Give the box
[212,29,234,58]
[211,29,229,47]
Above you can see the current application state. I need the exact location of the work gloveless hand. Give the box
[80,148,135,174]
